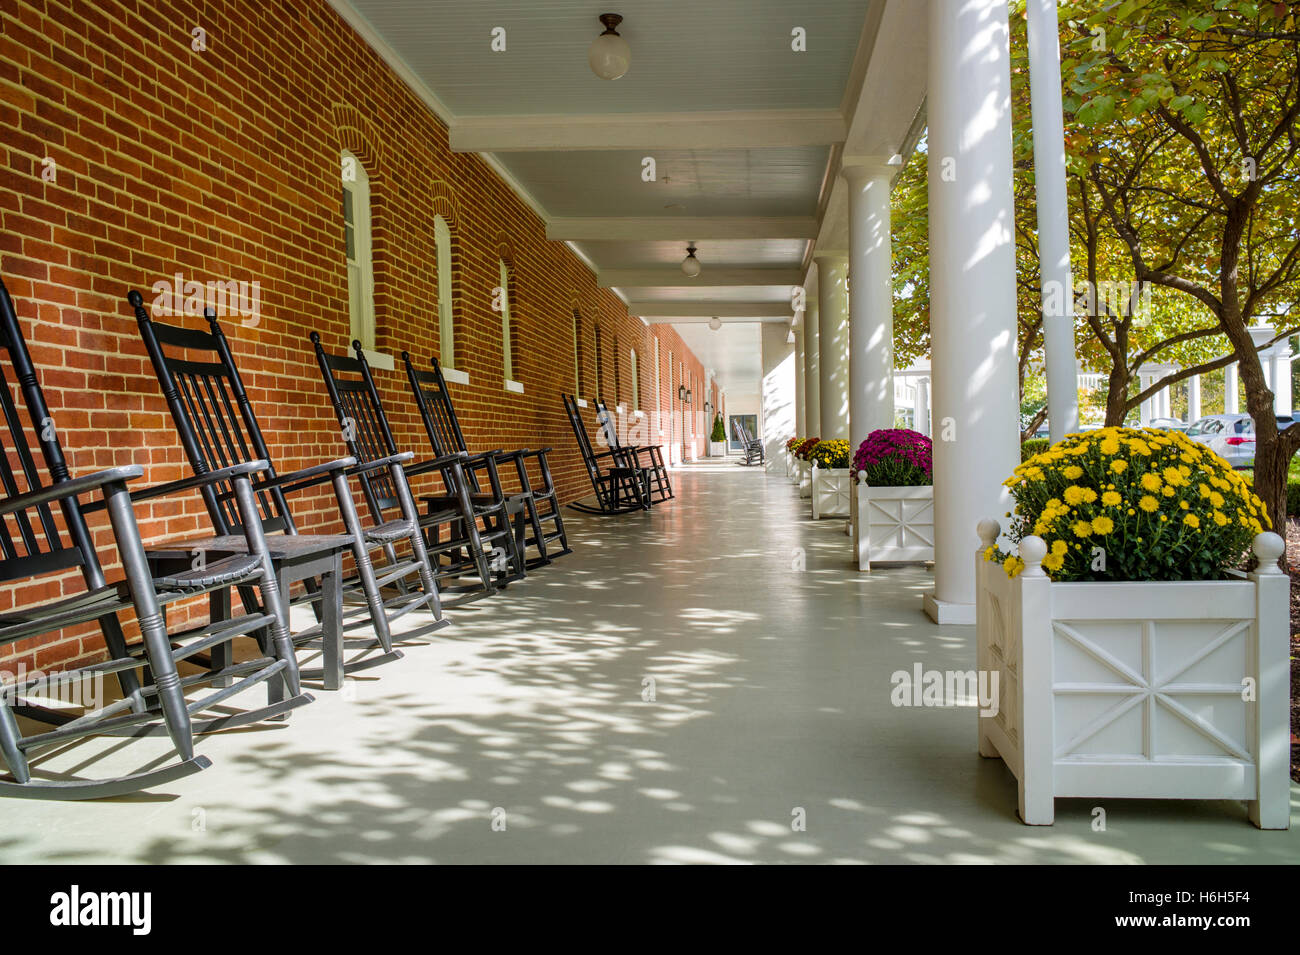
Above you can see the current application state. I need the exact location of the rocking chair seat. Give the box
[154,553,267,591]
[363,518,416,545]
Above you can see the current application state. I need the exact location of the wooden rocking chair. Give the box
[402,353,572,572]
[562,394,650,514]
[312,336,523,606]
[733,419,765,466]
[594,399,673,503]
[0,278,310,798]
[130,292,445,686]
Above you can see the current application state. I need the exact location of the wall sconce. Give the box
[677,384,686,400]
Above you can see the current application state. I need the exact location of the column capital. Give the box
[812,249,848,265]
[840,157,900,185]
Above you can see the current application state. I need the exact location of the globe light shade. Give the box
[588,17,630,81]
[708,317,722,331]
[681,252,701,277]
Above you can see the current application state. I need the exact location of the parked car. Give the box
[1185,414,1259,468]
[1147,416,1189,433]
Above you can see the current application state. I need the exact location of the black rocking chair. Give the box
[733,419,765,466]
[594,399,673,503]
[562,393,650,514]
[0,278,310,799]
[312,336,521,606]
[130,292,445,686]
[402,352,571,573]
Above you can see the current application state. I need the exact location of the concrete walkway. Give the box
[2,461,1296,863]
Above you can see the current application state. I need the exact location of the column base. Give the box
[922,592,975,625]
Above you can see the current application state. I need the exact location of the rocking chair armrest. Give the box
[254,456,358,495]
[462,450,503,467]
[346,451,415,476]
[2,465,144,516]
[403,452,469,477]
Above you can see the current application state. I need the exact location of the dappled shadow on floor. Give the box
[2,465,1296,864]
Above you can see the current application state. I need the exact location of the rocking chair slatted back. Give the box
[0,282,96,586]
[133,303,294,537]
[310,335,400,511]
[594,400,621,451]
[401,353,486,496]
[562,393,602,483]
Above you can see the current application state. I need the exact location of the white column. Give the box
[815,253,850,439]
[1274,341,1292,416]
[794,323,806,436]
[1158,382,1170,420]
[1187,373,1201,422]
[1026,0,1078,442]
[803,268,821,436]
[916,377,930,436]
[1225,363,1239,413]
[923,0,1021,625]
[843,164,895,448]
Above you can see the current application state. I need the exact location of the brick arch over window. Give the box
[569,293,585,397]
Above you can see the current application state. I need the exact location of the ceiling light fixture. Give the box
[588,14,630,81]
[708,317,722,331]
[681,243,701,277]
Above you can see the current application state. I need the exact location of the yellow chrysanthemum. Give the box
[1183,513,1200,529]
[1062,486,1086,506]
[1110,460,1128,474]
[1101,491,1121,507]
[1062,465,1083,480]
[1072,520,1093,537]
[1042,553,1064,573]
[1051,539,1068,556]
[1091,515,1114,535]
[1140,472,1162,492]
[1139,495,1159,513]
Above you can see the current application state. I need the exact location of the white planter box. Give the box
[975,520,1290,829]
[709,440,728,457]
[789,452,801,484]
[851,482,934,571]
[811,465,851,519]
[796,459,811,497]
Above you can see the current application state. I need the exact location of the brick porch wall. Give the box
[0,0,709,671]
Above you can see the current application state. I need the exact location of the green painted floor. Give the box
[2,461,1297,864]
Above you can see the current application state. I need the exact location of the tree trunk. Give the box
[1104,364,1131,427]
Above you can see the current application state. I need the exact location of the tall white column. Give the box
[1187,374,1201,422]
[843,164,895,449]
[1026,0,1078,442]
[803,268,821,436]
[917,377,930,436]
[793,323,807,436]
[1225,363,1239,413]
[1274,341,1292,416]
[923,0,1021,625]
[816,253,851,439]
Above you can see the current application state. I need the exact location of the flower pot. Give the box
[852,482,934,571]
[709,440,728,457]
[811,464,850,519]
[975,520,1290,829]
[796,459,811,497]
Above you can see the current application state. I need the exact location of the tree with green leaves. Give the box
[1060,0,1300,529]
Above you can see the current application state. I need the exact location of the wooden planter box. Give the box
[811,464,851,519]
[850,482,934,571]
[709,440,728,457]
[796,458,812,497]
[975,520,1290,829]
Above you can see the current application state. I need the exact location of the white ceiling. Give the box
[330,0,926,395]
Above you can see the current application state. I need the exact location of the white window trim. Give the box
[342,150,375,352]
[361,348,394,371]
[443,366,470,386]
[435,214,455,369]
[498,259,513,382]
[505,379,524,394]
[576,397,588,408]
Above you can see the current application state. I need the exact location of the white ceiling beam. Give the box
[547,217,819,241]
[631,302,791,319]
[644,315,790,325]
[449,109,846,152]
[599,269,803,289]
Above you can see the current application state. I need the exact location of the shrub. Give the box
[852,428,933,486]
[987,427,1269,581]
[793,437,821,460]
[1020,438,1049,461]
[1289,480,1300,516]
[809,439,851,470]
[711,415,726,442]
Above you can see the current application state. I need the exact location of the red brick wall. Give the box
[0,0,708,671]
